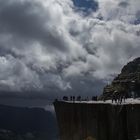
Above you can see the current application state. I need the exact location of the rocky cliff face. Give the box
[54,101,140,140]
[101,57,140,100]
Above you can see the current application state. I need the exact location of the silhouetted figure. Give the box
[119,94,123,104]
[103,97,106,102]
[112,95,114,103]
[112,93,115,103]
[63,96,68,101]
[92,96,97,101]
[77,96,81,101]
[70,96,73,101]
[73,96,75,101]
[112,90,118,103]
[95,96,98,101]
[123,95,126,103]
[116,92,121,104]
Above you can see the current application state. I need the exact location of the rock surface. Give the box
[100,57,140,100]
[54,101,140,140]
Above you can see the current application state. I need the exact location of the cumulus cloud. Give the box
[95,0,140,24]
[0,0,139,97]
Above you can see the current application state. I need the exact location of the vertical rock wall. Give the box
[54,101,140,140]
[126,104,140,140]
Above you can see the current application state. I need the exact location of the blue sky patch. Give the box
[72,0,98,14]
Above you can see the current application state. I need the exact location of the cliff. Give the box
[54,101,140,140]
[54,58,140,140]
[101,57,140,100]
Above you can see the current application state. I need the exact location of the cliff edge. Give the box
[54,101,140,140]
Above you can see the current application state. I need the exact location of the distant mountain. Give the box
[100,57,140,100]
[0,104,59,140]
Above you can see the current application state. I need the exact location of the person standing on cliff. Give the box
[123,92,126,103]
[70,96,72,101]
[112,91,115,103]
[112,94,114,103]
[119,94,123,104]
[73,96,75,102]
[112,90,118,103]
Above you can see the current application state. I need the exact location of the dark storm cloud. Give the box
[118,2,129,8]
[0,0,139,98]
[0,1,68,51]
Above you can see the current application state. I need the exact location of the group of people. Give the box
[62,91,127,104]
[111,90,126,104]
[62,96,98,102]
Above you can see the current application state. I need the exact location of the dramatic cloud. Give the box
[0,0,139,98]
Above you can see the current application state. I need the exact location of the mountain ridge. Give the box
[0,104,58,140]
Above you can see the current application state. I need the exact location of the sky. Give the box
[0,0,140,101]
